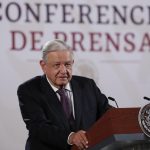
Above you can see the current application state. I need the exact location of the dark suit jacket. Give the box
[17,75,110,150]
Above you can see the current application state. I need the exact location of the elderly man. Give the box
[17,39,110,150]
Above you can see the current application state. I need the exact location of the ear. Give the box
[39,60,46,73]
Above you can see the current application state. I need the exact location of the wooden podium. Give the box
[72,108,150,150]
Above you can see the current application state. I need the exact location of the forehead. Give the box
[47,51,73,62]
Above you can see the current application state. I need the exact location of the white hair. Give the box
[42,39,73,62]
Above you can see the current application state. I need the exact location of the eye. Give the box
[53,63,60,69]
[65,63,72,68]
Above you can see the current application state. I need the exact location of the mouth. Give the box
[58,76,68,79]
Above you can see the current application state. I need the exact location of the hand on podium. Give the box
[69,130,89,149]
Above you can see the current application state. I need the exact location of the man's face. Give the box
[40,51,74,88]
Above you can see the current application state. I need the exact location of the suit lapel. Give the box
[71,78,83,130]
[40,75,69,129]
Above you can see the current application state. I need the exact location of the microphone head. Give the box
[108,96,119,108]
[108,96,115,101]
[143,96,150,101]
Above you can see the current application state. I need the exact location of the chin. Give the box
[60,81,68,85]
[57,78,70,85]
[57,80,68,85]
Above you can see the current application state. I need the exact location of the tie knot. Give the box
[57,88,66,96]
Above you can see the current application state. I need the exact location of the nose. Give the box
[59,64,67,73]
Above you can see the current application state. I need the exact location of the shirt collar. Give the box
[46,75,72,92]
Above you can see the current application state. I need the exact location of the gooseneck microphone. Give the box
[108,96,119,108]
[143,96,150,101]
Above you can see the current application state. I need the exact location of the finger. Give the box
[79,131,88,145]
[74,135,86,149]
[78,141,86,150]
[71,131,88,149]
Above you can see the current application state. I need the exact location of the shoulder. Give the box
[72,75,92,81]
[71,75,96,86]
[17,75,45,92]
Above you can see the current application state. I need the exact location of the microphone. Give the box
[143,96,150,101]
[108,96,119,108]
